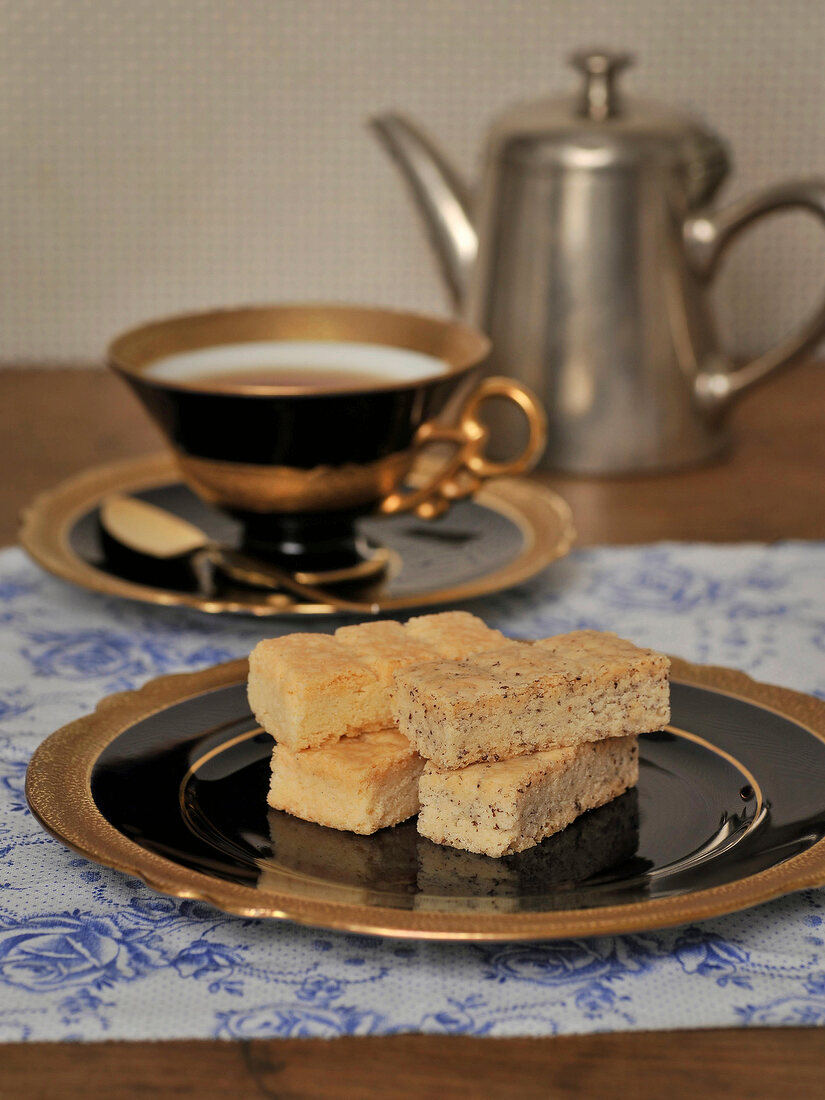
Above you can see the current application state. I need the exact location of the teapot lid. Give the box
[489,51,729,203]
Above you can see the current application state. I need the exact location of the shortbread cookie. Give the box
[403,611,509,660]
[392,634,669,768]
[417,736,639,857]
[268,727,425,834]
[335,620,438,691]
[248,633,386,751]
[533,629,666,667]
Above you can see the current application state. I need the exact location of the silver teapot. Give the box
[372,51,825,473]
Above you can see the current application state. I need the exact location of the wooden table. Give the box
[3,363,825,1098]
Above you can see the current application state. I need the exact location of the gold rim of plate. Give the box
[25,657,825,941]
[18,453,575,616]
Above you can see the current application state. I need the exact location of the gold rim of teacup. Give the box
[107,302,492,396]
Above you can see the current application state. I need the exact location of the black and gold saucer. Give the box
[20,453,574,616]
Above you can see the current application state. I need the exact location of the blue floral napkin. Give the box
[1,541,825,1041]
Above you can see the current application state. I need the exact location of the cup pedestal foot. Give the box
[238,511,390,585]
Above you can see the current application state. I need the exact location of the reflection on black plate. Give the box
[88,680,825,917]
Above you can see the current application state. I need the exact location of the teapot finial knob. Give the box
[570,50,634,120]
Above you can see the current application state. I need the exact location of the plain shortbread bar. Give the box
[268,727,424,834]
[335,620,438,691]
[417,735,639,857]
[403,611,509,660]
[248,633,387,751]
[391,631,669,768]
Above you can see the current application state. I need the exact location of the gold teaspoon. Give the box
[99,495,381,614]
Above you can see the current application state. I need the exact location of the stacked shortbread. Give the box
[247,612,670,857]
[249,613,506,835]
[395,631,668,856]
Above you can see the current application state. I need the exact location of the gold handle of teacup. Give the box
[380,377,547,519]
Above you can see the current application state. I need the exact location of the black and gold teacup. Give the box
[108,304,546,576]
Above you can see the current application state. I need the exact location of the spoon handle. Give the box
[208,547,381,615]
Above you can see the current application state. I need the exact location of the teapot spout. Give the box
[370,113,477,311]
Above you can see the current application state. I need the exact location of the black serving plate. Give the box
[26,657,825,939]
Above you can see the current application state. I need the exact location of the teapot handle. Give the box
[684,179,825,409]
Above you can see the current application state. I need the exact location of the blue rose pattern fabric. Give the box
[1,541,825,1041]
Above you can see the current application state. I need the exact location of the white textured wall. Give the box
[2,0,825,364]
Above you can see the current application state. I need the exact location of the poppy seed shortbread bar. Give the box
[268,728,425,834]
[417,736,639,857]
[415,788,640,906]
[248,634,388,752]
[391,631,669,769]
